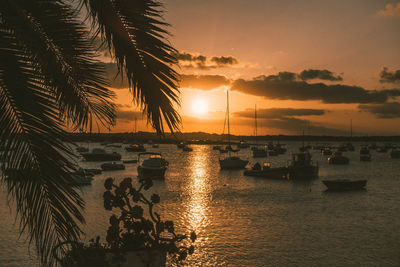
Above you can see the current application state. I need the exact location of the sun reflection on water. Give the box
[185,146,211,232]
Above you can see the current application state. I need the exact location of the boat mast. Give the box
[350,118,352,138]
[227,90,230,148]
[255,104,257,145]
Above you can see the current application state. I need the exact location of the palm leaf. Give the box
[81,0,181,134]
[0,1,116,265]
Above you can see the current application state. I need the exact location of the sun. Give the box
[192,98,208,116]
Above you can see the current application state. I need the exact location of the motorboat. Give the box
[101,162,125,171]
[237,141,250,148]
[274,143,287,154]
[81,148,121,162]
[182,145,193,152]
[244,162,287,179]
[219,156,248,170]
[322,179,367,191]
[328,151,350,165]
[287,152,318,179]
[359,147,371,161]
[177,142,185,149]
[137,152,169,179]
[125,144,146,152]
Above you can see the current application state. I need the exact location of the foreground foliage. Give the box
[54,177,196,266]
[0,0,180,265]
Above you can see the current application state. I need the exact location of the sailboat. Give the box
[252,105,267,158]
[219,90,248,169]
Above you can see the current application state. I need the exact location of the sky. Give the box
[106,0,400,136]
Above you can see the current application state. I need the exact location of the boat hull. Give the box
[138,166,167,179]
[219,158,248,169]
[323,180,367,191]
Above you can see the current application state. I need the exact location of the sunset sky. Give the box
[107,0,400,136]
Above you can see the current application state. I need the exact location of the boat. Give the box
[125,144,146,152]
[152,144,159,148]
[137,152,169,179]
[359,147,371,161]
[122,159,138,164]
[237,141,250,149]
[274,143,287,154]
[322,179,367,191]
[244,162,287,179]
[106,144,122,148]
[81,148,121,162]
[328,151,350,165]
[219,90,248,170]
[213,145,222,150]
[177,142,185,149]
[182,145,193,152]
[101,162,125,171]
[287,152,319,179]
[390,148,400,159]
[252,105,268,158]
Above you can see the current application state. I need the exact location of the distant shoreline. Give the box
[68,132,400,144]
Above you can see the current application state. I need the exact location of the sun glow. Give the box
[191,99,208,116]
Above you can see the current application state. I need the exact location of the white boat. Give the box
[219,90,248,169]
[137,152,169,179]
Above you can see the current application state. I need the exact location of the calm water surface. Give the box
[1,142,400,266]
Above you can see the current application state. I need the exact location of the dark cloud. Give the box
[172,51,239,70]
[231,72,399,104]
[234,108,325,119]
[379,67,400,83]
[261,117,347,135]
[180,74,230,90]
[232,107,344,135]
[358,102,400,118]
[299,69,342,81]
[210,56,239,66]
[116,109,142,122]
